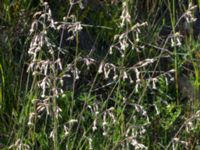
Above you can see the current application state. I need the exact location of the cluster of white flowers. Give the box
[170,32,182,47]
[27,0,86,113]
[26,1,85,145]
[172,2,198,45]
[172,137,189,149]
[27,2,65,121]
[184,3,198,23]
[23,1,194,149]
[102,107,116,136]
[88,103,99,132]
[125,126,147,150]
[88,103,116,136]
[9,139,30,150]
[98,62,117,79]
[63,119,78,138]
[109,22,148,57]
[120,2,131,27]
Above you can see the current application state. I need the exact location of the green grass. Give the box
[0,0,200,149]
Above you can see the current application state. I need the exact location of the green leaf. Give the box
[0,63,5,110]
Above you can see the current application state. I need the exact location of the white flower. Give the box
[68,119,78,124]
[64,125,69,136]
